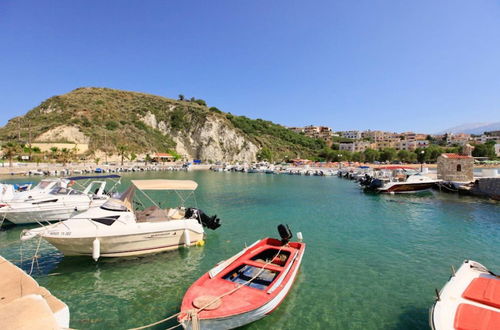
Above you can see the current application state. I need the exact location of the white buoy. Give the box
[297,232,303,242]
[184,229,191,247]
[92,238,100,261]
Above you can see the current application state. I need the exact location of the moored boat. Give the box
[178,224,305,329]
[430,260,500,330]
[0,175,121,225]
[362,167,439,193]
[21,179,221,260]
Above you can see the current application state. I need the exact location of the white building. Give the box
[341,130,362,140]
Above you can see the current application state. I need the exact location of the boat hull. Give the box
[379,182,436,193]
[179,237,305,330]
[44,228,204,257]
[1,200,102,224]
[182,248,303,330]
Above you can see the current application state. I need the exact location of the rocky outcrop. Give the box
[140,111,258,162]
[35,125,90,144]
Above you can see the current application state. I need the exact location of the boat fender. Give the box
[92,238,100,261]
[196,240,205,247]
[184,229,191,247]
[277,224,293,244]
[297,232,303,242]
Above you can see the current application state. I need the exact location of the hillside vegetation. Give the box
[0,87,325,161]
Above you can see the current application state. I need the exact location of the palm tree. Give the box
[59,148,72,166]
[117,145,128,166]
[33,154,42,166]
[50,147,59,162]
[2,142,20,167]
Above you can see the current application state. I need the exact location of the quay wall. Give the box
[471,178,500,201]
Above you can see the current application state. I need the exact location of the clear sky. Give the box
[1,0,499,132]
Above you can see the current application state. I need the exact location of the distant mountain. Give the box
[437,122,500,135]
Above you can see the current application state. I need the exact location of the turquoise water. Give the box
[1,171,499,329]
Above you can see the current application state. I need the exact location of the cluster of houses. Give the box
[288,125,500,155]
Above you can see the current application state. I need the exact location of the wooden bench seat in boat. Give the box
[462,277,500,309]
[454,303,500,330]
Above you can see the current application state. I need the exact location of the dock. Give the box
[0,256,69,329]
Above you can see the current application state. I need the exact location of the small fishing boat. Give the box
[430,260,500,330]
[21,180,221,260]
[178,224,305,329]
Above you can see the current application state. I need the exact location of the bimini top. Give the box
[131,180,198,191]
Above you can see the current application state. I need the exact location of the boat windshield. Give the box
[100,199,129,212]
[50,187,81,195]
[36,180,56,190]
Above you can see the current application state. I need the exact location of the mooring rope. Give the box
[28,236,43,275]
[127,312,181,330]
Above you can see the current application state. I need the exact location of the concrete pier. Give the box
[0,256,69,329]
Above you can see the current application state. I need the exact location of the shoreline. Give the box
[0,161,498,179]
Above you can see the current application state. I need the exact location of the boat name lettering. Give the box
[48,231,71,236]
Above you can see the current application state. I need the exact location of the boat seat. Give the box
[454,303,500,330]
[462,277,500,309]
[166,208,185,220]
[136,206,168,222]
[136,207,185,222]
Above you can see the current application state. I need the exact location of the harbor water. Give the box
[0,171,499,329]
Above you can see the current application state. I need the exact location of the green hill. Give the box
[0,87,325,161]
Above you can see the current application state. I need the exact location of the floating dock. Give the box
[0,256,70,329]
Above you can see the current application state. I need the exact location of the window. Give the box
[457,164,462,172]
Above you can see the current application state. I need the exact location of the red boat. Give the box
[178,225,305,329]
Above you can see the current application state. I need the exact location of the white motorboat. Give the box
[0,175,121,225]
[21,179,221,261]
[430,260,499,330]
[363,167,439,193]
[0,179,63,202]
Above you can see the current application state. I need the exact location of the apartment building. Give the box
[339,141,376,152]
[340,130,362,140]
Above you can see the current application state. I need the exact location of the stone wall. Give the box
[437,156,474,182]
[471,178,500,201]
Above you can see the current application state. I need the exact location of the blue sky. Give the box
[1,0,499,132]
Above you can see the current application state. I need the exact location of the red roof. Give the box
[376,166,414,170]
[155,153,173,157]
[442,153,472,159]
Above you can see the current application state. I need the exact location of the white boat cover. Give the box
[131,180,198,191]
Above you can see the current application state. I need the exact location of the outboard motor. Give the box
[185,208,221,230]
[368,178,384,190]
[277,224,293,245]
